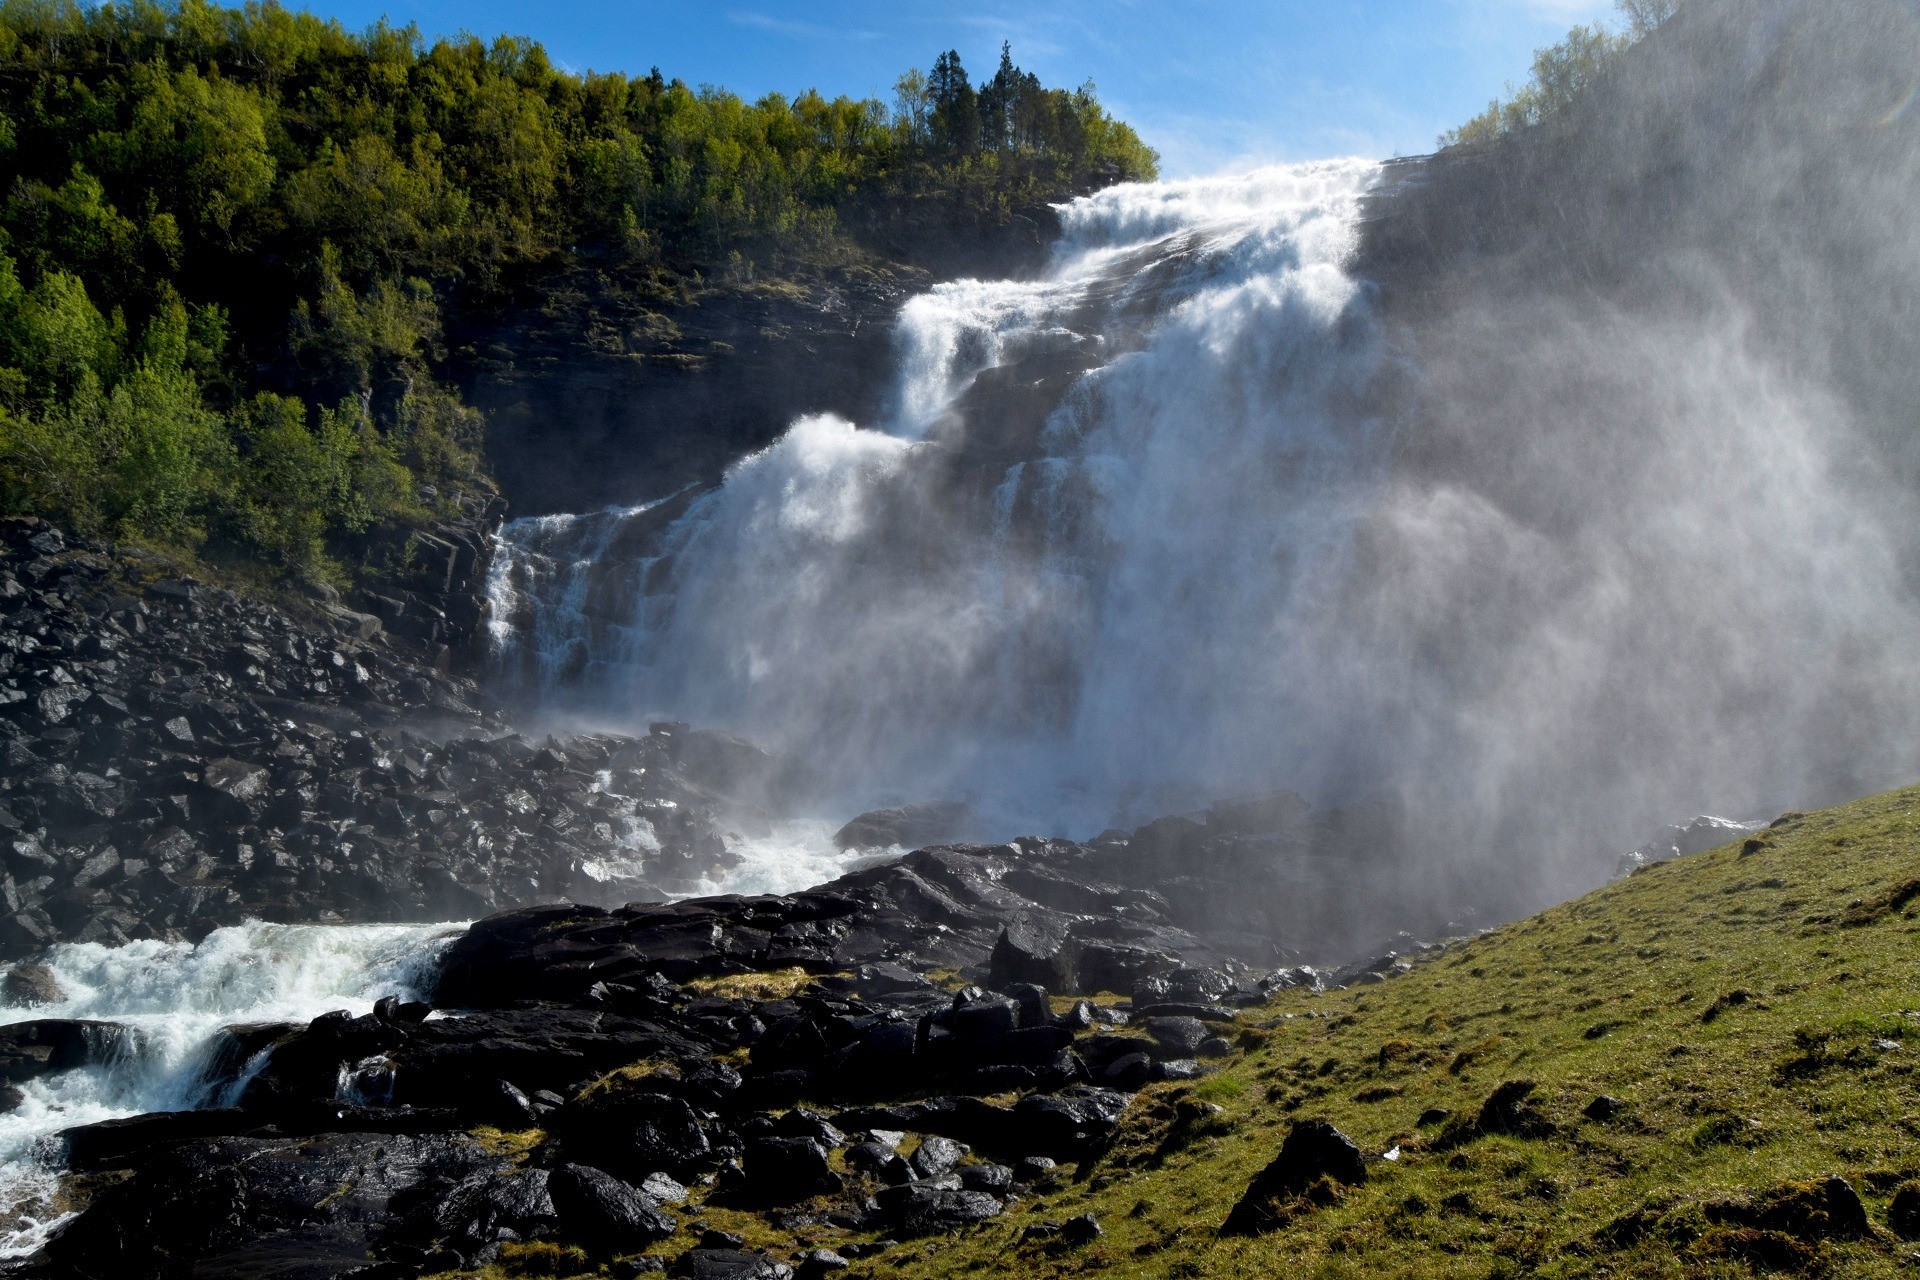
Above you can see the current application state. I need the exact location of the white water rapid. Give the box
[0,921,460,1258]
[488,160,1389,836]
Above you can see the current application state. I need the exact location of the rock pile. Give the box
[0,518,761,955]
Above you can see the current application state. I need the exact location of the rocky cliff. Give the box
[460,207,1063,518]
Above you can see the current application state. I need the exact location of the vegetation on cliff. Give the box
[1441,0,1679,146]
[0,0,1156,586]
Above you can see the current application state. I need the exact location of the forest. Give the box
[0,0,1158,586]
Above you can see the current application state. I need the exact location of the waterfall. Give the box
[489,151,1920,888]
[487,159,1390,833]
[0,921,460,1258]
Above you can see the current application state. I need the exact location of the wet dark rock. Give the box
[1,962,63,1007]
[1221,1120,1368,1236]
[796,1248,851,1280]
[438,842,1234,1010]
[878,1184,1005,1237]
[1145,1016,1210,1057]
[832,801,972,851]
[62,1108,261,1172]
[43,1130,519,1276]
[959,1163,1013,1193]
[0,1019,138,1084]
[548,1162,678,1253]
[671,1248,795,1280]
[562,1091,713,1180]
[744,1137,841,1205]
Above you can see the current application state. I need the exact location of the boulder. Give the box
[548,1163,678,1253]
[1145,1016,1209,1057]
[671,1249,795,1280]
[744,1137,841,1205]
[908,1136,969,1180]
[0,1019,139,1084]
[1221,1120,1368,1235]
[831,801,971,851]
[2,962,64,1007]
[879,1185,1004,1237]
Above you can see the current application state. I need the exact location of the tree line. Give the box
[0,1,1158,586]
[1441,0,1681,147]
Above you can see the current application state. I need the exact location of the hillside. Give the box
[32,783,1920,1279]
[810,786,1920,1280]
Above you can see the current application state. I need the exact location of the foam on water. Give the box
[0,921,460,1257]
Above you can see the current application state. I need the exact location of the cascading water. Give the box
[488,160,1391,835]
[0,921,459,1258]
[489,148,1920,902]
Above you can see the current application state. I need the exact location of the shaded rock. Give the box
[1,963,64,1008]
[846,1141,912,1186]
[744,1137,840,1205]
[671,1249,795,1280]
[796,1249,850,1280]
[548,1163,678,1253]
[832,801,971,851]
[1583,1095,1624,1122]
[1889,1181,1920,1240]
[1009,1086,1132,1159]
[959,1163,1013,1193]
[1221,1120,1367,1236]
[0,1019,138,1084]
[1013,1156,1057,1183]
[1145,1016,1209,1057]
[879,1185,1004,1237]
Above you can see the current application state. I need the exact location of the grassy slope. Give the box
[455,784,1920,1279]
[867,785,1920,1279]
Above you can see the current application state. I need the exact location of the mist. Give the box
[485,0,1920,939]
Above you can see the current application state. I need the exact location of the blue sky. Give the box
[298,0,1621,175]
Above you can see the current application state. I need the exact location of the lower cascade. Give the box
[0,923,458,1257]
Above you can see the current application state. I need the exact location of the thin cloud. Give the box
[726,11,883,41]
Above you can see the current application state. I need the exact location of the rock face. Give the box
[0,518,759,954]
[433,840,1241,1009]
[463,207,1064,520]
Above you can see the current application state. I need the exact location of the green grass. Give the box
[442,783,1920,1278]
[870,784,1920,1279]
